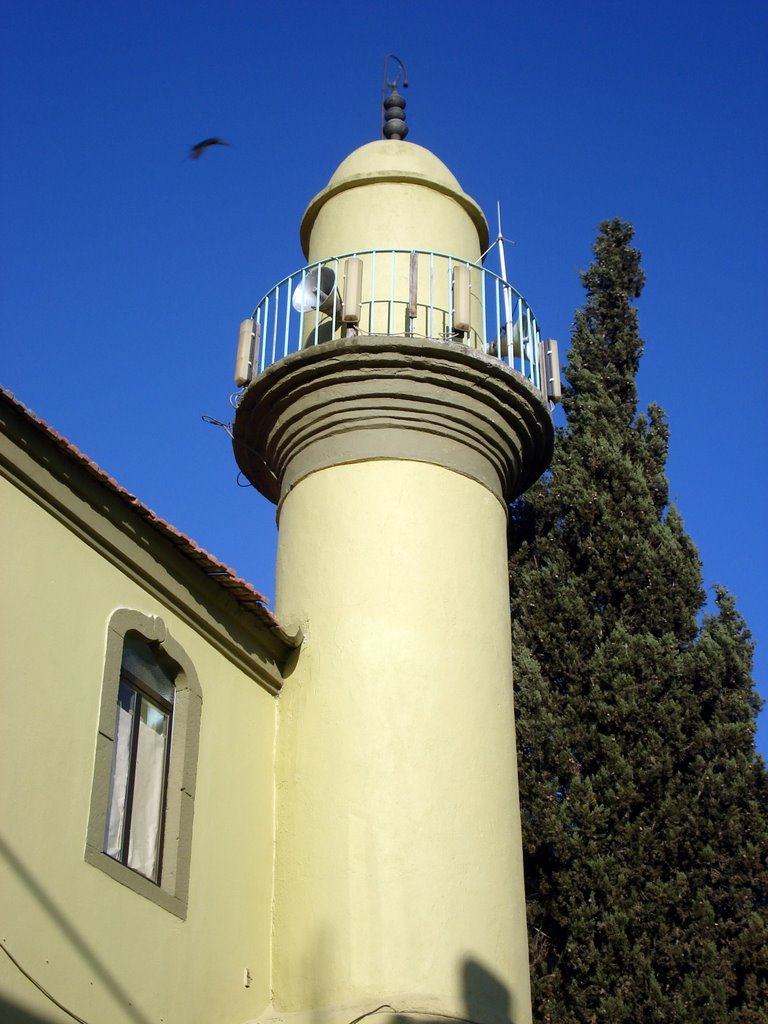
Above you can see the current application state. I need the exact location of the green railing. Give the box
[235,249,558,401]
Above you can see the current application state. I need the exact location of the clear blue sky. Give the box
[3,1,766,755]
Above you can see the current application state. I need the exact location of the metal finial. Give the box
[382,55,409,140]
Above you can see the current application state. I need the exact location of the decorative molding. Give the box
[84,609,202,919]
[233,336,553,511]
[0,410,290,691]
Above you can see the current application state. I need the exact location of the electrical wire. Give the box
[0,944,499,1024]
[201,413,278,493]
[201,414,234,439]
[0,937,92,1024]
[348,1004,398,1024]
[345,1004,497,1024]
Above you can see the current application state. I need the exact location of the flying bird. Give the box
[188,137,232,160]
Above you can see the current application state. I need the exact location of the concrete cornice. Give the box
[0,395,294,690]
[232,337,553,512]
[300,171,489,259]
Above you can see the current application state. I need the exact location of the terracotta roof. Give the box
[0,387,293,639]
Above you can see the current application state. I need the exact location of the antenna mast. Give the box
[496,202,515,351]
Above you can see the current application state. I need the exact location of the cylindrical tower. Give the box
[233,116,553,1024]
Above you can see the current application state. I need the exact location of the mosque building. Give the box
[0,76,558,1024]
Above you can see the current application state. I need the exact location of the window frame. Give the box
[85,609,202,918]
[105,638,175,881]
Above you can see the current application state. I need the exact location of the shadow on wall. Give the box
[0,995,61,1024]
[390,957,516,1024]
[460,959,515,1024]
[0,834,153,1024]
[291,933,518,1024]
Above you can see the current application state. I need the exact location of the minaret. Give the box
[233,78,554,1024]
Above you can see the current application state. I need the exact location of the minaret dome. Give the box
[300,140,489,262]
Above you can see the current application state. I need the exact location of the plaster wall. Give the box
[272,460,532,1024]
[308,182,483,264]
[0,475,276,1024]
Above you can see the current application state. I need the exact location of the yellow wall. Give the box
[272,461,532,1024]
[0,475,276,1024]
[308,182,483,264]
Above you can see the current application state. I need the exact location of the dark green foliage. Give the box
[509,220,768,1022]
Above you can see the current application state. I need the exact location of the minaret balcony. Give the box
[234,249,558,404]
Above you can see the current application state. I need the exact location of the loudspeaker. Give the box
[292,266,341,316]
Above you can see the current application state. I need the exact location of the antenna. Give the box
[382,55,409,140]
[496,204,509,280]
[495,203,515,350]
[480,202,516,265]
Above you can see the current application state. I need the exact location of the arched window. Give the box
[86,611,202,918]
[104,632,175,882]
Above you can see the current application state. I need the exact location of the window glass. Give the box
[104,637,174,882]
[127,696,170,878]
[104,680,135,860]
[122,633,175,703]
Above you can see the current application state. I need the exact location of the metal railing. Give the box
[236,249,546,392]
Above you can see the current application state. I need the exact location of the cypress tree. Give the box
[509,220,768,1022]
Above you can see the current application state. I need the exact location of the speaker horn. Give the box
[292,266,342,317]
[486,316,527,358]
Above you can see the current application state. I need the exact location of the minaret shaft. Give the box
[272,460,532,1021]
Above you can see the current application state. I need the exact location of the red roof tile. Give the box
[0,388,293,639]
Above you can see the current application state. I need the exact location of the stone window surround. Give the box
[85,609,202,919]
